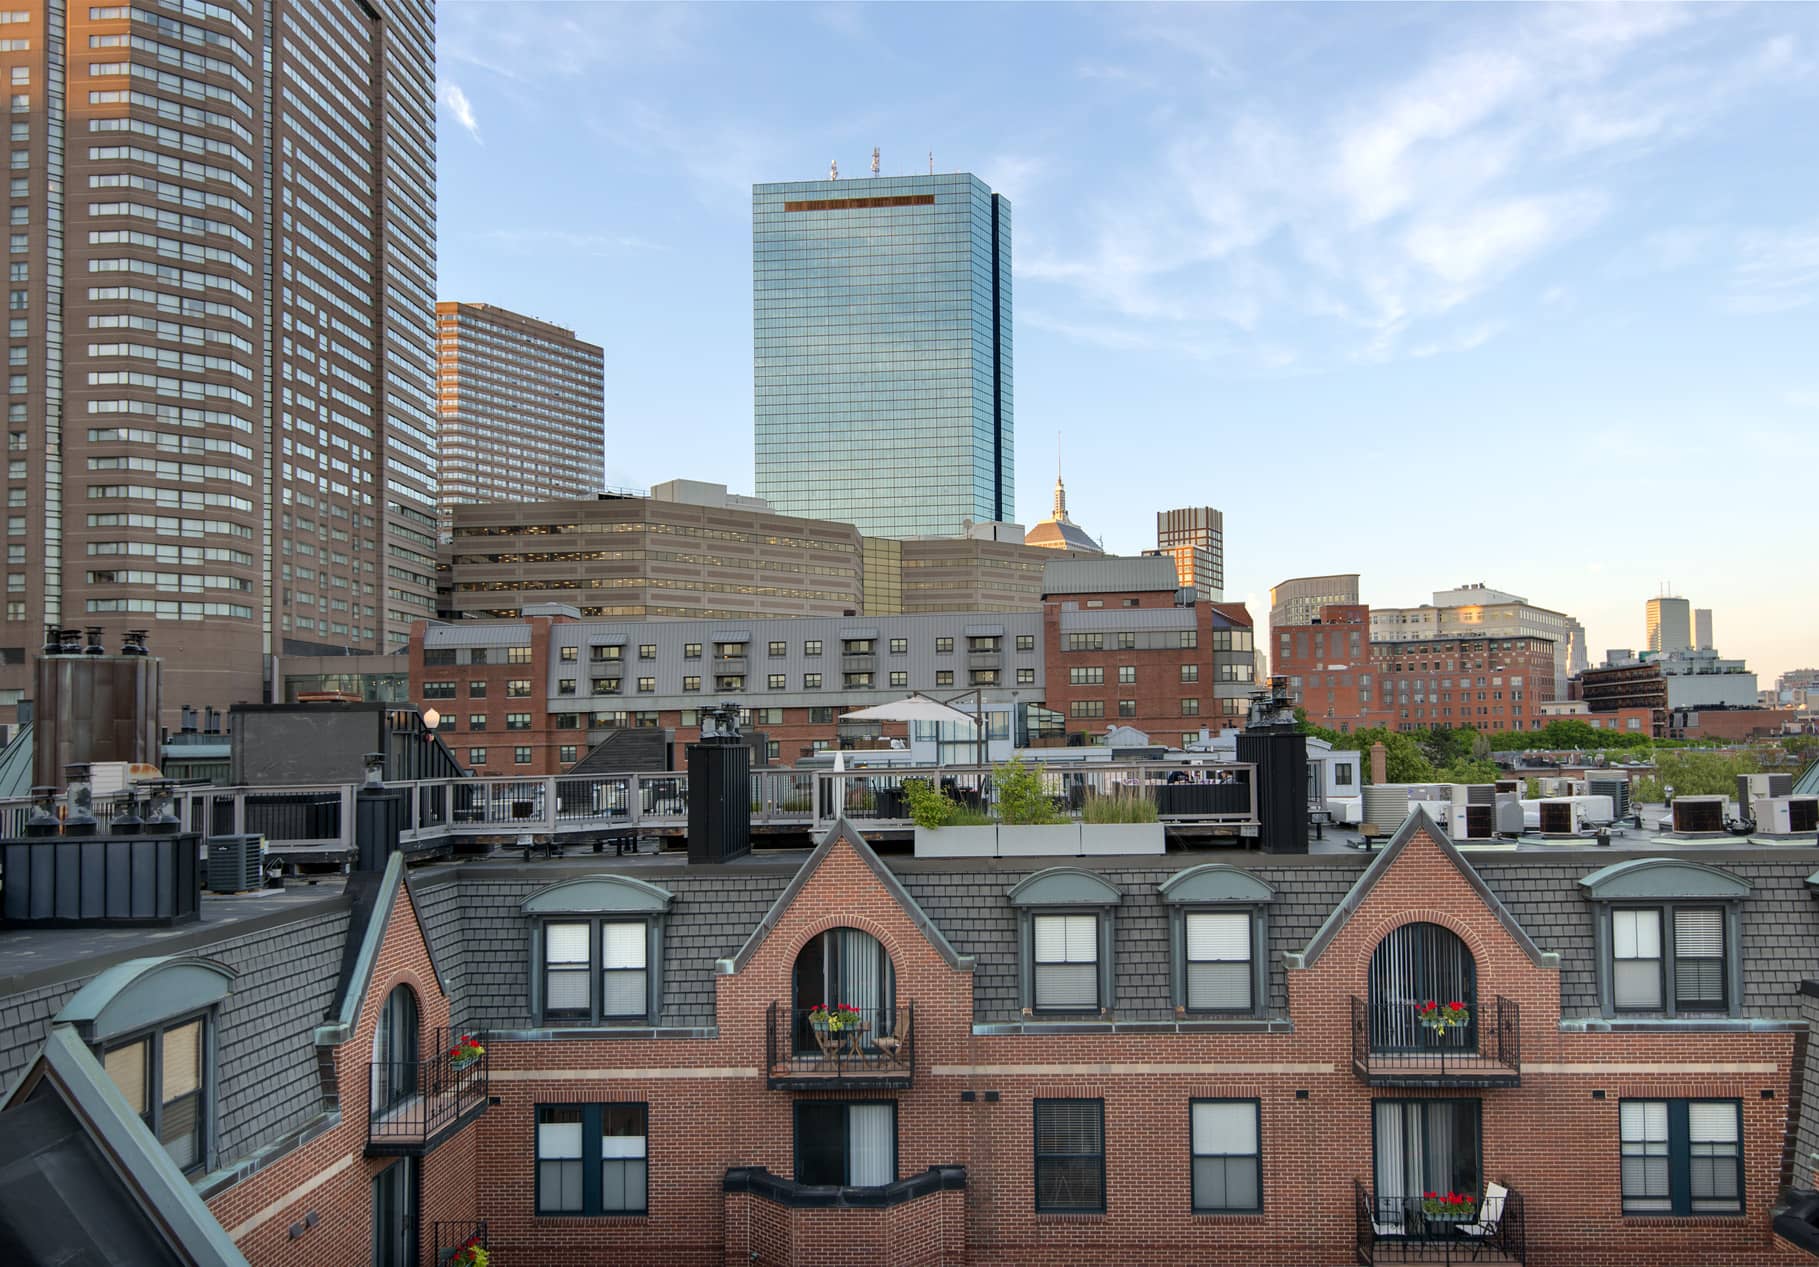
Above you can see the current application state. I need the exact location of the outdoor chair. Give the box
[871,1006,910,1067]
[1455,1182,1508,1259]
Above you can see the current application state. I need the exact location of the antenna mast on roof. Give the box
[928,150,934,175]
[871,146,880,176]
[829,159,839,181]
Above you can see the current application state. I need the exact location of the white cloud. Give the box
[439,80,480,143]
[1728,222,1819,314]
[1027,2,1798,367]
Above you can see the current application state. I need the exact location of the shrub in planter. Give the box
[1081,790,1159,824]
[993,759,1063,825]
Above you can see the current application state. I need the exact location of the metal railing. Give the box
[1351,996,1520,1085]
[766,1002,914,1087]
[368,1027,488,1154]
[433,1219,487,1266]
[0,760,1261,856]
[1354,1179,1526,1264]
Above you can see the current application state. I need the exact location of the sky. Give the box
[433,2,1819,686]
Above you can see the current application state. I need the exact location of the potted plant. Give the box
[808,1003,862,1036]
[448,1236,489,1267]
[1078,788,1165,855]
[906,778,996,858]
[1417,1000,1471,1037]
[447,1033,485,1072]
[1422,1191,1477,1222]
[992,759,1079,857]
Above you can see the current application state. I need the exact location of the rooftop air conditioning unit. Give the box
[1753,796,1818,837]
[1492,793,1525,836]
[206,833,265,893]
[1588,776,1630,821]
[1738,773,1793,804]
[1671,796,1726,835]
[1538,799,1580,835]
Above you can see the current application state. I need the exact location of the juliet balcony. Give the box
[1351,996,1520,1089]
[766,1003,915,1091]
[368,1026,490,1155]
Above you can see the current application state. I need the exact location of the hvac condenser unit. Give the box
[1538,799,1581,835]
[1671,796,1726,834]
[1737,773,1793,804]
[1753,796,1819,837]
[205,833,265,893]
[1588,777,1631,820]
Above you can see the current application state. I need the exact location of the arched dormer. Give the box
[1008,868,1122,1016]
[56,956,236,1177]
[522,875,674,1027]
[1580,858,1750,1017]
[1159,865,1275,1016]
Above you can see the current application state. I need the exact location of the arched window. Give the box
[1367,922,1476,1052]
[791,927,895,1054]
[372,984,420,1111]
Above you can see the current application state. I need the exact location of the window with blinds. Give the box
[1672,909,1725,1010]
[544,922,591,1020]
[1621,1099,1741,1216]
[1034,914,1099,1011]
[1191,1100,1261,1212]
[1185,912,1251,1011]
[539,918,654,1025]
[1612,908,1663,1010]
[100,1016,208,1175]
[1035,1098,1105,1212]
[602,922,648,1019]
[537,1103,649,1216]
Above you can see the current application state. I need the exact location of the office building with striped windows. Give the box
[435,302,604,532]
[0,0,437,724]
[753,170,1012,540]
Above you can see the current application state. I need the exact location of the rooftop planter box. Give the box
[996,823,1081,857]
[1080,823,1165,855]
[912,824,996,859]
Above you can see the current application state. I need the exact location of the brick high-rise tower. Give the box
[0,0,437,724]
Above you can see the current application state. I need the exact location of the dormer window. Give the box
[1580,859,1748,1018]
[1158,864,1274,1017]
[1008,869,1123,1017]
[56,955,236,1177]
[524,876,674,1027]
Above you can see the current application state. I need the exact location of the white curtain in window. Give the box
[1374,1101,1412,1225]
[839,927,886,1036]
[847,1103,894,1187]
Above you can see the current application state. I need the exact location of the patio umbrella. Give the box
[839,694,979,728]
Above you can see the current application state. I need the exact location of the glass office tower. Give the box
[754,172,1012,539]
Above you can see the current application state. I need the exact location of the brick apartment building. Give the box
[408,558,1257,774]
[10,811,1819,1264]
[1274,603,1557,735]
[1041,557,1256,747]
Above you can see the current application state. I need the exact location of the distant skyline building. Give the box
[1647,595,1693,654]
[436,303,605,532]
[1695,607,1714,652]
[0,0,438,724]
[753,171,1012,538]
[1269,574,1362,633]
[1025,473,1100,553]
[1153,506,1225,600]
[1370,583,1582,699]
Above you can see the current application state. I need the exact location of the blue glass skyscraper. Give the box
[753,172,1013,539]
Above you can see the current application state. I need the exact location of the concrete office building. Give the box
[0,0,437,724]
[1152,505,1224,600]
[753,170,1012,538]
[435,302,605,531]
[1647,595,1692,654]
[441,487,864,623]
[1269,574,1361,633]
